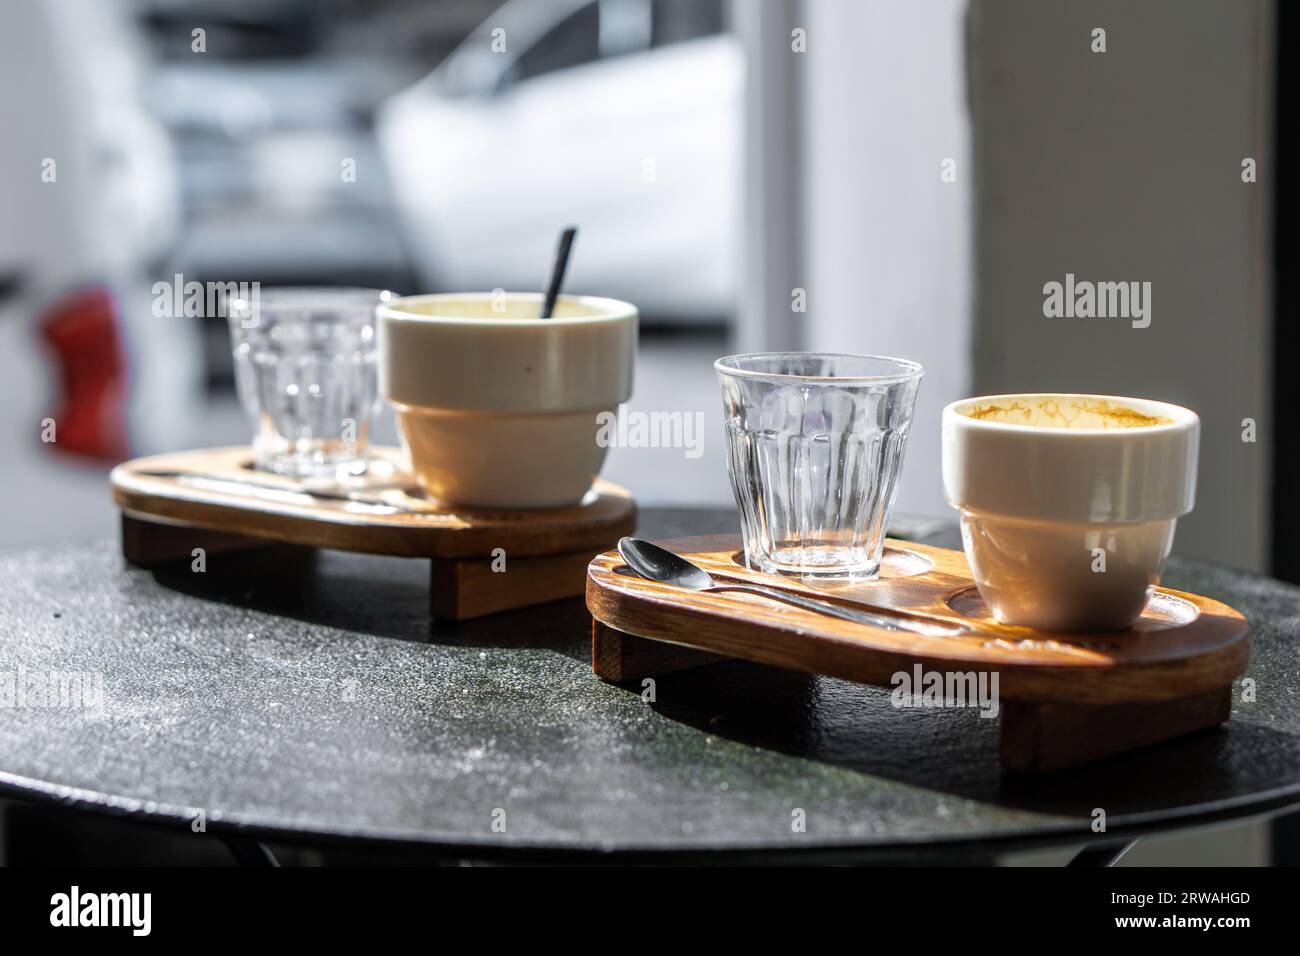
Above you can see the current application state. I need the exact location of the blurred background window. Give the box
[652,0,724,46]
[512,2,600,83]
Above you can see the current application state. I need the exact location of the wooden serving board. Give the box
[586,535,1250,772]
[111,446,636,619]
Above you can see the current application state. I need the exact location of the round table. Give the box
[1,508,1298,864]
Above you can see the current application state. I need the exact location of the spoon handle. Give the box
[711,583,966,637]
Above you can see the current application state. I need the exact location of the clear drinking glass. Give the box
[716,352,924,577]
[227,287,393,478]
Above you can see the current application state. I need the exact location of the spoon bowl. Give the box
[618,537,714,590]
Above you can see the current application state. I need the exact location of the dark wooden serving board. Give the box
[587,535,1250,772]
[111,446,636,619]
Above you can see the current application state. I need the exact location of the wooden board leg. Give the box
[1000,686,1233,773]
[592,621,733,683]
[120,514,270,567]
[430,549,602,620]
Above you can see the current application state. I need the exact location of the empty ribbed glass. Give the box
[228,287,392,478]
[716,353,923,577]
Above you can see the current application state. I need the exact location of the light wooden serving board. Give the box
[111,446,636,619]
[586,535,1250,772]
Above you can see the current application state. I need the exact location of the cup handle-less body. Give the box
[958,510,1177,632]
[941,394,1199,633]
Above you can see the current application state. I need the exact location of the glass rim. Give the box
[229,286,396,315]
[715,351,924,386]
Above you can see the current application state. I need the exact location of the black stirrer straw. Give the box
[540,226,578,319]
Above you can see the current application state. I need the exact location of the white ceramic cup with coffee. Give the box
[941,394,1200,632]
[378,292,637,509]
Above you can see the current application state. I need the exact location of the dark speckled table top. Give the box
[1,508,1298,863]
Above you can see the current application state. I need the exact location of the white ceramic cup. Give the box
[941,394,1200,632]
[378,292,637,508]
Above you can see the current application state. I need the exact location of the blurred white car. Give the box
[377,0,740,322]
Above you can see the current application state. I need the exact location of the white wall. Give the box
[737,0,1274,559]
[789,0,973,519]
[967,0,1275,571]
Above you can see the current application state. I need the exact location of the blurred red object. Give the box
[38,286,130,461]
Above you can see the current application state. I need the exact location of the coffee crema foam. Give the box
[961,398,1173,429]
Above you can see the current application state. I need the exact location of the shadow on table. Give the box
[138,508,744,665]
[141,544,596,665]
[638,658,1300,827]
